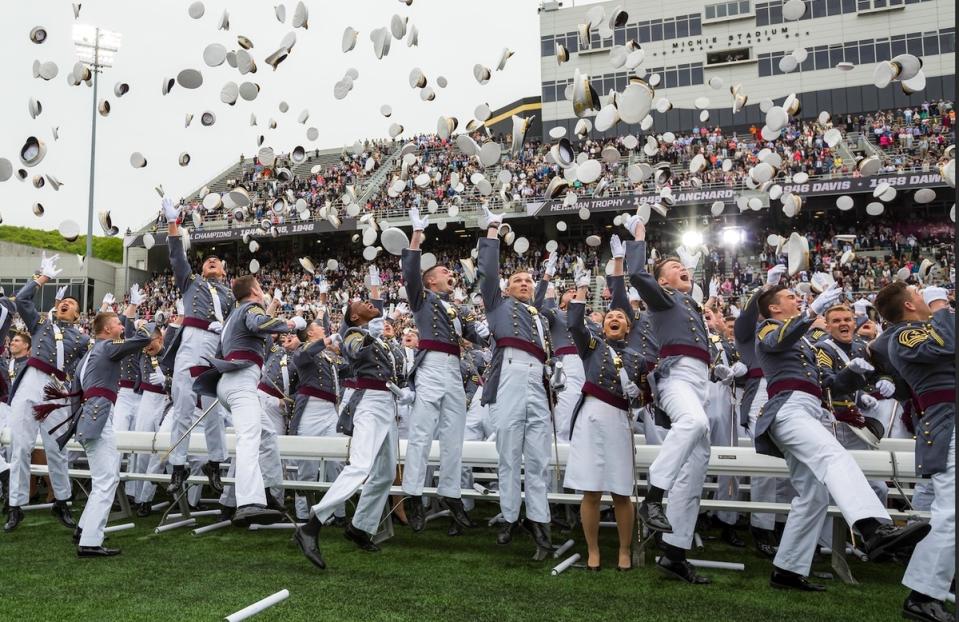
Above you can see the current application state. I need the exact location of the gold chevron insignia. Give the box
[898,329,929,348]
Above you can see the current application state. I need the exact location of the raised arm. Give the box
[477,237,503,312]
[244,305,299,335]
[13,278,42,331]
[401,248,426,312]
[734,287,763,344]
[623,220,674,311]
[567,272,595,358]
[756,314,815,353]
[107,327,154,361]
[167,234,193,294]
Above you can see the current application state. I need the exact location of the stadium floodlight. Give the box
[72,24,122,311]
[721,227,746,246]
[681,230,703,248]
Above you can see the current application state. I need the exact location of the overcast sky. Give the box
[0,0,582,233]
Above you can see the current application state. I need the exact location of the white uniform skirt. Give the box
[563,396,634,496]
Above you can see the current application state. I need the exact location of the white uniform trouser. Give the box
[78,414,120,547]
[640,404,666,445]
[135,403,176,504]
[168,327,226,466]
[770,392,891,576]
[462,396,492,511]
[113,387,141,438]
[402,352,466,499]
[747,379,777,530]
[216,365,265,508]
[706,379,738,526]
[0,402,11,476]
[650,358,710,550]
[8,367,73,506]
[129,391,169,500]
[489,348,551,524]
[294,396,344,519]
[552,354,584,442]
[902,435,955,600]
[310,390,397,535]
[258,391,287,499]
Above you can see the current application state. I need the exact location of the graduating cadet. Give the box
[621,217,713,584]
[477,207,556,552]
[564,267,645,571]
[0,330,30,502]
[193,275,304,527]
[161,197,235,495]
[45,301,153,556]
[874,283,955,622]
[754,284,929,591]
[294,291,413,568]
[256,332,300,511]
[401,208,479,531]
[5,253,88,533]
[129,323,172,516]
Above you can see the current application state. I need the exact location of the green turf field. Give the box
[0,497,929,622]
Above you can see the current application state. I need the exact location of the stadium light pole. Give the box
[72,24,122,312]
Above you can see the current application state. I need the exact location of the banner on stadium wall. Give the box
[131,219,356,247]
[527,171,948,216]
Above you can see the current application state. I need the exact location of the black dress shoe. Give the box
[407,496,425,532]
[523,518,554,550]
[656,556,711,584]
[330,515,349,528]
[343,522,380,552]
[638,501,673,533]
[769,569,826,591]
[902,595,951,622]
[51,500,76,528]
[135,502,152,518]
[264,489,287,513]
[167,465,188,495]
[73,527,108,545]
[750,526,777,558]
[497,521,519,545]
[439,496,476,529]
[232,504,284,527]
[293,527,326,569]
[447,520,464,537]
[3,506,23,532]
[201,461,223,494]
[219,505,236,522]
[721,525,746,548]
[77,545,121,558]
[861,522,931,560]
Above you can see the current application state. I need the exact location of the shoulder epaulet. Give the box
[344,332,364,346]
[188,274,197,281]
[898,328,929,348]
[113,338,125,344]
[757,322,778,340]
[250,305,265,315]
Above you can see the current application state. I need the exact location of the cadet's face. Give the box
[402,332,419,348]
[56,299,80,323]
[907,286,932,317]
[560,289,575,309]
[350,301,380,324]
[282,333,301,350]
[383,322,395,338]
[144,333,163,355]
[306,323,325,341]
[826,310,855,343]
[202,257,225,279]
[103,316,124,339]
[590,311,605,324]
[658,260,692,293]
[9,335,29,356]
[772,290,801,317]
[425,266,455,294]
[508,272,534,302]
[856,320,877,340]
[724,318,735,336]
[604,309,629,341]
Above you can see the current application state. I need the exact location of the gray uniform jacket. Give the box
[460,348,488,406]
[1,355,27,404]
[290,339,343,434]
[162,234,236,368]
[867,329,913,403]
[119,315,142,392]
[886,308,955,475]
[192,300,293,397]
[566,300,645,436]
[608,274,659,367]
[733,288,764,427]
[10,279,90,399]
[476,238,557,405]
[814,336,872,426]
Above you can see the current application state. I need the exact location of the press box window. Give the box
[707,47,751,66]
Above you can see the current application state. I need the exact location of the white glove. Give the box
[273,288,283,303]
[409,207,429,231]
[367,316,384,338]
[846,357,874,375]
[544,251,558,277]
[369,265,381,287]
[482,205,503,229]
[857,393,878,410]
[39,251,62,278]
[101,292,116,308]
[55,285,68,301]
[397,387,416,406]
[610,234,625,259]
[624,214,644,237]
[499,277,508,292]
[623,380,641,399]
[328,332,343,348]
[575,270,591,289]
[713,364,734,383]
[766,264,788,287]
[290,316,307,331]
[129,284,145,306]
[810,284,842,315]
[394,302,410,317]
[875,378,896,398]
[175,299,185,315]
[162,197,181,221]
[318,279,329,294]
[475,320,490,339]
[922,286,948,306]
[731,361,748,378]
[149,371,166,386]
[208,321,223,335]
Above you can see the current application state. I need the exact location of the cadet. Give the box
[161,197,235,495]
[401,208,479,532]
[753,284,929,591]
[193,275,304,527]
[5,253,88,533]
[0,329,30,502]
[477,207,556,552]
[874,282,955,622]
